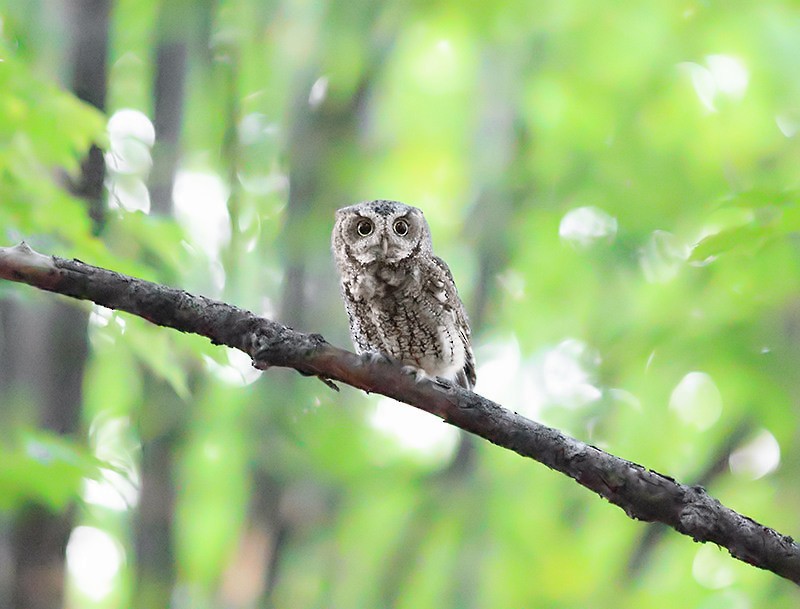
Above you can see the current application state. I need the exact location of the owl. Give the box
[331,200,476,390]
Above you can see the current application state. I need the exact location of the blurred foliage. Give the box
[0,429,106,511]
[2,0,800,608]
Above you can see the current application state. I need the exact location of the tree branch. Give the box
[2,241,799,585]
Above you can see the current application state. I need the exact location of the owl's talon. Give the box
[432,376,454,391]
[401,365,429,384]
[317,376,340,391]
[358,351,392,366]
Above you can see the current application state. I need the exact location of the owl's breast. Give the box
[350,262,418,302]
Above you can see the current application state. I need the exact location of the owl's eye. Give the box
[356,219,373,236]
[393,218,409,236]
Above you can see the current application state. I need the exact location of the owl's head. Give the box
[332,200,433,265]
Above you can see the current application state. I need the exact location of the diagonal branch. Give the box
[1,241,799,585]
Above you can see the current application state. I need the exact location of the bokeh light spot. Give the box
[308,76,329,108]
[559,206,618,248]
[67,526,125,601]
[692,544,736,589]
[669,371,722,431]
[105,109,155,213]
[370,397,458,462]
[640,230,690,283]
[173,170,231,261]
[729,429,780,479]
[541,339,602,409]
[679,54,748,112]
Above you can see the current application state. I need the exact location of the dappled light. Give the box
[640,230,691,283]
[88,304,122,330]
[308,76,329,108]
[729,429,781,480]
[173,170,231,262]
[669,371,723,431]
[106,109,155,213]
[203,348,263,386]
[692,543,736,589]
[84,414,139,510]
[370,397,459,463]
[539,339,602,410]
[83,468,138,512]
[477,337,604,419]
[680,55,749,113]
[476,338,539,416]
[236,113,287,197]
[776,111,800,138]
[66,526,126,602]
[559,206,618,248]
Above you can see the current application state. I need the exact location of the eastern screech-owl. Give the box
[331,200,476,390]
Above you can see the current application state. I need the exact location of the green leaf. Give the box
[0,430,104,510]
[125,321,191,400]
[689,224,776,262]
[719,188,799,210]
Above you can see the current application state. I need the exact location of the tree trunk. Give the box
[6,1,108,607]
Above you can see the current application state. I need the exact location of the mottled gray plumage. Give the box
[331,200,476,390]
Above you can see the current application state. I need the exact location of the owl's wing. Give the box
[431,256,477,390]
[340,282,374,354]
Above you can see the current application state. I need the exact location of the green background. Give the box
[2,1,800,607]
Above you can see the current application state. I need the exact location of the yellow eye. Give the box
[393,219,409,236]
[356,219,373,236]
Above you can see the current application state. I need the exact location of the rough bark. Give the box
[1,242,799,586]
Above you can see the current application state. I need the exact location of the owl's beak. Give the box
[380,236,389,255]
